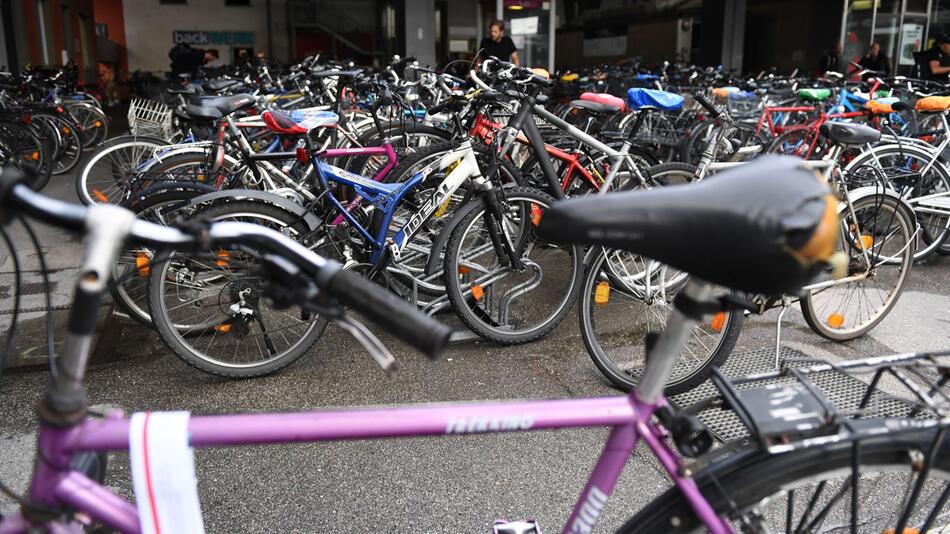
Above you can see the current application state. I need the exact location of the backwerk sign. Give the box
[172,31,255,46]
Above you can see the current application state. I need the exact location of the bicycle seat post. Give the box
[634,279,713,404]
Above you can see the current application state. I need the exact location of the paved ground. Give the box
[0,168,948,532]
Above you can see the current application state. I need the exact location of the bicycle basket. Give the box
[128,98,174,140]
[630,113,682,146]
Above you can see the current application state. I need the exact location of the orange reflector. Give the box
[860,235,874,250]
[471,283,484,301]
[28,151,39,161]
[214,324,232,333]
[92,189,108,203]
[827,313,845,328]
[135,252,150,277]
[710,312,727,332]
[215,249,230,268]
[594,281,610,304]
[882,529,920,534]
[531,204,542,227]
[458,265,470,275]
[197,174,206,182]
[94,120,102,127]
[62,126,71,134]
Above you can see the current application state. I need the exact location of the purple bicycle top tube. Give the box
[67,396,634,451]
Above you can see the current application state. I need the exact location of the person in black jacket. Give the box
[921,34,950,82]
[477,20,520,66]
[859,42,889,74]
[819,42,842,74]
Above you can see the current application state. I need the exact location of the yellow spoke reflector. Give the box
[92,189,109,203]
[214,324,232,333]
[94,120,102,127]
[215,249,230,268]
[710,312,727,332]
[135,252,151,277]
[471,283,485,301]
[859,235,874,250]
[827,313,845,329]
[62,126,71,134]
[594,281,610,304]
[29,151,39,161]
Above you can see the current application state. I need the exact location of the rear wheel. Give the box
[620,426,950,533]
[148,200,328,377]
[800,193,915,341]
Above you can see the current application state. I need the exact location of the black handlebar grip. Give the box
[692,91,722,118]
[325,268,451,359]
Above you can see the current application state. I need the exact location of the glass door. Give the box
[500,0,553,71]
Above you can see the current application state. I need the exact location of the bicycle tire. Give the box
[148,200,328,378]
[443,187,584,345]
[619,425,950,533]
[75,135,169,204]
[579,248,742,395]
[800,193,915,341]
[845,143,950,261]
[112,183,216,325]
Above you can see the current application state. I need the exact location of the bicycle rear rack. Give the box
[671,347,948,447]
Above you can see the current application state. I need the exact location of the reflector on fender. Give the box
[594,281,610,304]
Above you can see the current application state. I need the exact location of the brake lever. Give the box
[333,314,399,376]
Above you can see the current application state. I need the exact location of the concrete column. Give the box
[404,0,436,66]
[700,0,746,72]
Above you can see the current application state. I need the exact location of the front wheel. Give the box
[443,187,584,344]
[579,248,742,394]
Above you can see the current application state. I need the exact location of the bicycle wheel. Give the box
[846,144,950,261]
[443,187,584,344]
[75,136,168,204]
[640,162,700,189]
[767,128,820,159]
[112,183,215,325]
[800,193,915,341]
[621,425,950,533]
[578,248,742,394]
[0,123,53,190]
[148,200,328,377]
[48,116,83,175]
[65,102,108,149]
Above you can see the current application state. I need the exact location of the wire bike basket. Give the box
[128,98,174,140]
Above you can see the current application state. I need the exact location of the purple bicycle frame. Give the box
[317,144,398,226]
[4,391,733,534]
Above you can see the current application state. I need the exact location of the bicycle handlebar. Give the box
[0,174,452,360]
[692,91,723,119]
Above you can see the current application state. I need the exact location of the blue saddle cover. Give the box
[626,88,684,111]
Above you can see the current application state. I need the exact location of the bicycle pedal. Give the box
[493,519,542,534]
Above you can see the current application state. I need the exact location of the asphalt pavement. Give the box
[0,167,948,533]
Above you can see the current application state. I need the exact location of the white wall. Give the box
[122,0,288,73]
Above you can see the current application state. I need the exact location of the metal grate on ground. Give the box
[669,347,933,443]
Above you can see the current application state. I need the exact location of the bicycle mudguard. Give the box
[184,189,323,232]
